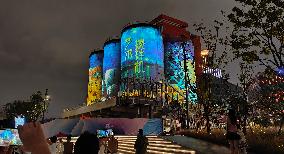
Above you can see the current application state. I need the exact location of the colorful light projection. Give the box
[164,41,197,105]
[121,25,164,80]
[103,40,121,98]
[120,24,164,96]
[14,116,25,128]
[87,51,103,106]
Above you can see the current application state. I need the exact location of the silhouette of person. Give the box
[74,131,100,154]
[107,135,118,154]
[226,109,240,154]
[134,129,148,154]
[48,136,57,154]
[63,135,73,154]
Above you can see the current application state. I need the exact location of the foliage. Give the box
[194,16,231,70]
[181,127,284,154]
[249,69,284,132]
[228,0,284,68]
[193,14,233,133]
[246,127,284,154]
[4,91,47,122]
[237,62,255,134]
[226,0,284,133]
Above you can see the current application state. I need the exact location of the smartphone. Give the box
[15,116,25,129]
[0,130,9,146]
[97,129,113,138]
[0,129,22,146]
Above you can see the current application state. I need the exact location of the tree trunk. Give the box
[204,105,211,133]
[242,115,247,135]
[242,103,248,135]
[206,115,211,133]
[278,116,284,135]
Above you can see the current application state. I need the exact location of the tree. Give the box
[250,68,284,134]
[220,0,284,135]
[236,62,255,134]
[228,0,284,69]
[4,91,47,122]
[194,18,231,133]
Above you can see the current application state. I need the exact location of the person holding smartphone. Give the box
[17,122,51,154]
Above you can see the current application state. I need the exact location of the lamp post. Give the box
[42,89,50,122]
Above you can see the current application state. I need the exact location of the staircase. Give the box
[116,136,195,154]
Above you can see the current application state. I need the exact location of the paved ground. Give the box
[163,136,230,154]
[116,135,196,154]
[67,135,230,154]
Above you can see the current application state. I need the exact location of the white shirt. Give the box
[49,143,57,154]
[98,144,106,154]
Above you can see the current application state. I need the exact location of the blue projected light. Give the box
[103,41,121,98]
[164,41,197,104]
[121,25,164,80]
[277,66,284,76]
[89,53,103,69]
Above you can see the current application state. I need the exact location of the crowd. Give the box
[0,109,246,154]
[0,122,149,154]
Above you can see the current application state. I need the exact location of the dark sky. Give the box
[0,0,237,117]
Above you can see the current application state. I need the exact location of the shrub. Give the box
[180,127,284,154]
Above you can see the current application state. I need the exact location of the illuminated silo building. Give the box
[103,39,121,99]
[62,15,209,119]
[120,23,164,103]
[87,50,104,106]
[121,24,164,81]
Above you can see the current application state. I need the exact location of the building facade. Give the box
[63,15,205,118]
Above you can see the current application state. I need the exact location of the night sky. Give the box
[0,0,238,117]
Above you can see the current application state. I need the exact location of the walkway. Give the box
[116,135,196,154]
[163,136,230,154]
[66,135,230,154]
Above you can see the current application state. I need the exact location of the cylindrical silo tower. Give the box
[102,38,121,99]
[87,49,104,106]
[121,23,164,81]
[164,40,197,103]
[120,23,164,96]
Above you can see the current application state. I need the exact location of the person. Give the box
[170,119,176,134]
[17,122,51,154]
[98,137,107,154]
[107,135,118,154]
[63,135,73,154]
[134,129,148,154]
[176,119,181,132]
[196,120,201,131]
[56,138,64,154]
[74,131,100,154]
[226,109,240,154]
[48,136,57,154]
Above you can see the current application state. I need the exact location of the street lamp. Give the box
[201,49,209,69]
